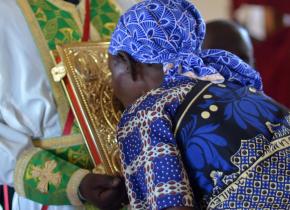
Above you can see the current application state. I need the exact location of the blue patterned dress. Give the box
[117,76,290,210]
[109,1,289,208]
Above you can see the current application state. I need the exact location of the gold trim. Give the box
[174,83,212,137]
[57,42,120,175]
[31,160,62,193]
[89,22,102,41]
[60,77,97,167]
[92,164,106,175]
[63,47,100,167]
[47,0,83,35]
[66,169,90,206]
[14,147,42,197]
[33,134,84,149]
[17,0,72,129]
[109,0,123,14]
[208,135,290,209]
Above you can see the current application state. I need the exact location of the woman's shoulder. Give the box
[118,76,196,129]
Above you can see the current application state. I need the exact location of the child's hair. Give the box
[203,20,254,66]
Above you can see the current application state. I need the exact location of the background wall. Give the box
[119,0,231,20]
[191,0,231,21]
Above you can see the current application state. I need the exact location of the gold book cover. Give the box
[53,42,122,175]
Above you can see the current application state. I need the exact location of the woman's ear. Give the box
[118,51,131,63]
[118,52,140,81]
[108,53,147,108]
[109,53,131,78]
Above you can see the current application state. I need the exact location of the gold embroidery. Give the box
[47,0,83,32]
[14,148,42,197]
[35,7,47,22]
[31,160,62,193]
[56,42,123,174]
[59,28,76,43]
[33,134,83,149]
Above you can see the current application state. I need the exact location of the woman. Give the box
[108,0,290,209]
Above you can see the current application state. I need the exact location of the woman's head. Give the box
[108,0,205,107]
[108,53,163,108]
[109,0,205,64]
[108,0,262,107]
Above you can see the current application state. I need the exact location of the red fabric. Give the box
[254,27,290,108]
[61,0,91,138]
[82,0,91,41]
[62,109,75,135]
[3,185,9,210]
[233,0,290,14]
[41,206,48,210]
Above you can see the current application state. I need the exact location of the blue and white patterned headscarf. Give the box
[109,0,262,90]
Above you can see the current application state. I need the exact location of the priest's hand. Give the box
[79,173,128,210]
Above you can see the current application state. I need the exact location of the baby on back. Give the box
[203,20,254,66]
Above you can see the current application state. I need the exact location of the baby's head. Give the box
[203,20,254,66]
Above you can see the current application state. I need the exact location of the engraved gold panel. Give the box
[57,42,122,175]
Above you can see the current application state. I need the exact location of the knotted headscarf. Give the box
[109,0,262,90]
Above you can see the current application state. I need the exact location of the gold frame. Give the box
[57,42,122,175]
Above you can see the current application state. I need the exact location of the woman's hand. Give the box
[79,173,128,210]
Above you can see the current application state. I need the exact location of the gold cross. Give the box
[31,160,62,193]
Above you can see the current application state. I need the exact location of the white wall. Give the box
[116,0,139,12]
[190,0,231,21]
[117,0,231,21]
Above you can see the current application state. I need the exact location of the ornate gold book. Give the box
[52,42,122,175]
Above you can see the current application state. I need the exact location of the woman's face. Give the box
[108,53,164,108]
[108,54,147,108]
